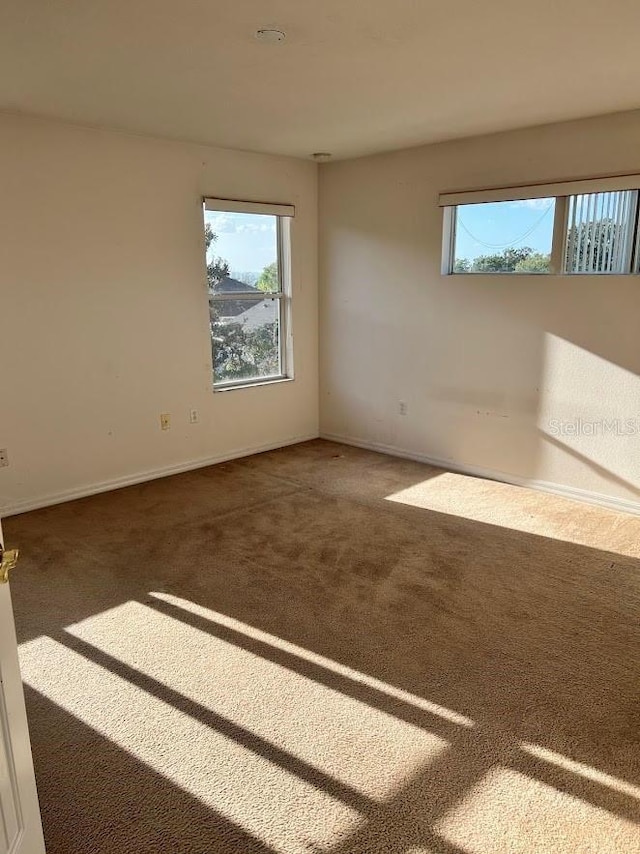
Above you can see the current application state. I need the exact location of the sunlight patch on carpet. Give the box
[434,766,638,854]
[19,600,451,852]
[521,742,640,801]
[148,591,474,729]
[61,599,449,799]
[385,472,640,556]
[19,635,364,853]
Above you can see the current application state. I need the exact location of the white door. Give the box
[0,520,46,854]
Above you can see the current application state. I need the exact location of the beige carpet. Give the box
[6,439,640,853]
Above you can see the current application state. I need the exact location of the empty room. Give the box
[2,2,640,852]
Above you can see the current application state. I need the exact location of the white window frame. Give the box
[440,174,640,276]
[203,197,294,391]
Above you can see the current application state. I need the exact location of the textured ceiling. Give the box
[2,0,640,159]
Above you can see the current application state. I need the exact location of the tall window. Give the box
[203,199,293,389]
[441,179,640,275]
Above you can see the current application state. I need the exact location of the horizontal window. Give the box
[203,201,293,389]
[441,177,640,276]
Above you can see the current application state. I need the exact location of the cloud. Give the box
[207,214,237,233]
[508,198,554,211]
[206,213,277,235]
[237,222,275,234]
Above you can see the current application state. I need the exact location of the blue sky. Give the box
[205,201,558,271]
[204,210,277,274]
[454,198,555,261]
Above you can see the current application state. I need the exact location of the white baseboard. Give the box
[7,429,639,519]
[320,431,640,518]
[2,432,319,517]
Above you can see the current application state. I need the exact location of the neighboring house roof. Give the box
[209,284,276,330]
[212,276,260,295]
[238,299,277,332]
[211,276,262,318]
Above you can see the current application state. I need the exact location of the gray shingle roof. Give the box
[212,276,260,294]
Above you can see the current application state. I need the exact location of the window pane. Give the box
[203,206,286,387]
[452,199,555,273]
[210,297,281,384]
[204,210,280,292]
[565,191,637,274]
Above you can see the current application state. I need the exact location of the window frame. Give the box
[203,199,294,391]
[440,175,640,276]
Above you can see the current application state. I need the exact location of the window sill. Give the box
[445,271,639,277]
[213,375,294,393]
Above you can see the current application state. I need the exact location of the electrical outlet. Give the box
[189,408,199,424]
[0,448,8,467]
[399,401,408,416]
[160,413,171,431]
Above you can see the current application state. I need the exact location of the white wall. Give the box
[319,110,640,512]
[0,114,318,514]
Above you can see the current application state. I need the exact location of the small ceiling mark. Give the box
[255,29,286,44]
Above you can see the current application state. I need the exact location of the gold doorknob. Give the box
[0,547,19,584]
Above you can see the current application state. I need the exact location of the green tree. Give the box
[514,252,551,273]
[204,223,230,289]
[454,247,551,273]
[256,261,279,292]
[565,218,623,272]
[471,246,536,272]
[211,315,279,382]
[453,258,471,273]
